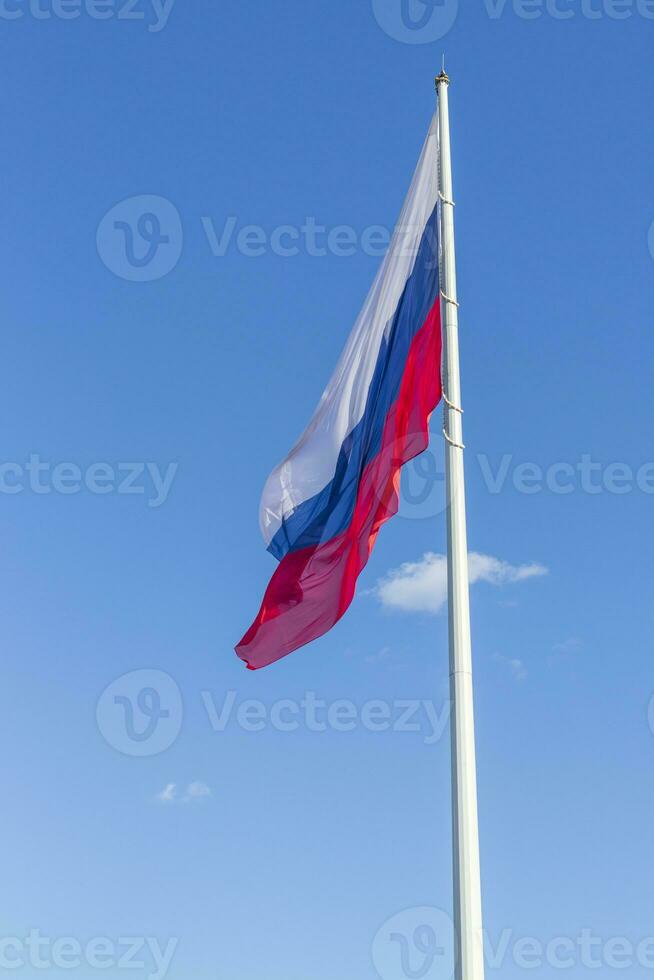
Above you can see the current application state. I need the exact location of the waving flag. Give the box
[236,114,442,669]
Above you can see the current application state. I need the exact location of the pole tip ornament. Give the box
[435,69,450,89]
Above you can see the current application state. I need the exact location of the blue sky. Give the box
[1,1,653,978]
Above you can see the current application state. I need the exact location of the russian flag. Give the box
[236,114,443,670]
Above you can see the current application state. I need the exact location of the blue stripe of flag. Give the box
[268,206,440,561]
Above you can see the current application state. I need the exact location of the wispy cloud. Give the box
[156,783,177,803]
[155,782,212,805]
[493,653,528,683]
[373,552,548,615]
[365,646,392,665]
[552,637,583,655]
[185,781,211,801]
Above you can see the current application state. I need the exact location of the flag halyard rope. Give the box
[442,425,465,451]
[442,390,463,414]
[440,289,459,308]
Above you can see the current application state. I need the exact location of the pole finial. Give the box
[435,59,450,88]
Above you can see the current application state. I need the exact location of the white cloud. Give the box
[493,653,527,682]
[374,552,548,615]
[155,782,211,805]
[156,783,177,803]
[184,782,211,801]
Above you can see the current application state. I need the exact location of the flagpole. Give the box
[435,69,485,980]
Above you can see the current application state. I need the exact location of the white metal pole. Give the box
[435,69,485,980]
